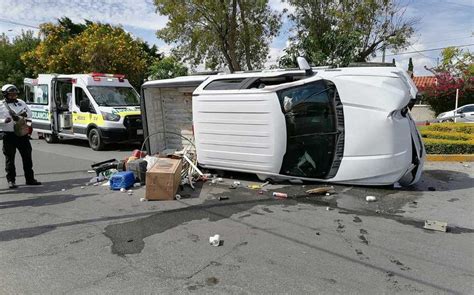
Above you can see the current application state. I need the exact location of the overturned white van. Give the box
[141,62,424,186]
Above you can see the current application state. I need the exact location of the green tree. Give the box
[154,0,282,72]
[0,31,40,94]
[148,56,188,80]
[22,21,152,87]
[279,0,417,67]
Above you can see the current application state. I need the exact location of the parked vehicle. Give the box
[24,73,143,150]
[437,104,474,123]
[141,59,425,186]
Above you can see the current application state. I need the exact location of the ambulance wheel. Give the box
[88,128,105,151]
[44,133,59,143]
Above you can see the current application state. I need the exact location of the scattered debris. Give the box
[87,170,95,173]
[110,171,136,190]
[175,194,182,200]
[229,184,237,189]
[272,192,288,199]
[428,187,436,191]
[146,158,182,200]
[366,196,377,202]
[217,178,223,182]
[393,182,402,189]
[140,197,147,202]
[326,207,333,211]
[325,193,330,196]
[93,183,99,186]
[218,196,229,201]
[375,210,381,214]
[306,186,334,195]
[133,183,141,188]
[258,190,264,195]
[340,186,353,193]
[209,234,221,247]
[61,188,66,192]
[289,179,303,184]
[233,181,241,186]
[120,188,126,192]
[248,184,261,190]
[463,164,470,168]
[80,186,85,189]
[424,220,447,232]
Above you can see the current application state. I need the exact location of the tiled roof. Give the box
[412,76,437,89]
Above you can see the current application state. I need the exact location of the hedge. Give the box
[420,130,474,141]
[418,123,474,154]
[418,123,474,134]
[422,138,474,154]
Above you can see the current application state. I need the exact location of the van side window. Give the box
[203,78,246,90]
[25,85,48,105]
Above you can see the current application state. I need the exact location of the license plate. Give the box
[137,129,143,135]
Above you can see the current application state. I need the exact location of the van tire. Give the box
[44,133,59,143]
[88,128,105,151]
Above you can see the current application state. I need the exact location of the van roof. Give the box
[142,75,211,88]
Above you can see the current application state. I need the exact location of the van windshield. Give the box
[277,80,341,179]
[87,86,140,106]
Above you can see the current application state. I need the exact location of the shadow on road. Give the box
[0,193,96,209]
[0,177,93,195]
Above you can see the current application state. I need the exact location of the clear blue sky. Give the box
[1,0,472,75]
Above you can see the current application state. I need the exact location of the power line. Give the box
[421,36,473,46]
[385,43,474,57]
[438,0,474,9]
[0,18,39,29]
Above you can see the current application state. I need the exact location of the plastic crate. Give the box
[110,171,135,190]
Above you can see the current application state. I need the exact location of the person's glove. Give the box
[4,117,12,123]
[12,114,20,122]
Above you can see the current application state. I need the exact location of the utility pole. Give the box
[382,43,386,63]
[454,88,459,123]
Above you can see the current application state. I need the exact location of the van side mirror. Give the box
[457,109,464,114]
[80,100,90,112]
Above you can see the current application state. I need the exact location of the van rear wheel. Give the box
[44,133,59,143]
[88,128,105,151]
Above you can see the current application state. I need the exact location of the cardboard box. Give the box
[146,158,182,200]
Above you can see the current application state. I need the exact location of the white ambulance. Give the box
[24,73,143,150]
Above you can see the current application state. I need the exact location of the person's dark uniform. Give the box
[0,84,41,189]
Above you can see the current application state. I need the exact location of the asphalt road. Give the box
[0,138,473,294]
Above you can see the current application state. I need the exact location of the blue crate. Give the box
[110,171,135,190]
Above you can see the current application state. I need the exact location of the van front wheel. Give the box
[88,128,105,151]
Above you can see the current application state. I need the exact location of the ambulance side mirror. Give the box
[80,100,90,112]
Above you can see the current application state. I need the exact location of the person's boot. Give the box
[26,179,42,185]
[8,181,18,189]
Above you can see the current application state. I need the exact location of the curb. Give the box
[427,154,474,162]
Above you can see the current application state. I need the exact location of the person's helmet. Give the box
[2,84,19,99]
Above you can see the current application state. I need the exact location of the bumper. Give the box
[99,127,144,143]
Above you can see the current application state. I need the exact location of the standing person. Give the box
[0,84,41,189]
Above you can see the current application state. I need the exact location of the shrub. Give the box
[420,130,474,141]
[418,123,474,134]
[418,123,474,154]
[423,138,474,154]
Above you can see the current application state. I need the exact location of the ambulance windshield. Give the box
[88,86,140,106]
